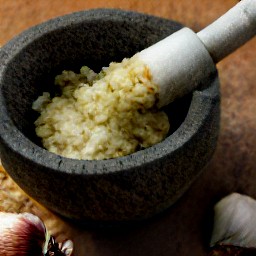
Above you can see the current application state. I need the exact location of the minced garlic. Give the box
[32,57,170,160]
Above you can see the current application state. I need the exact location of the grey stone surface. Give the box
[0,9,220,224]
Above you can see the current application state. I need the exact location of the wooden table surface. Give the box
[0,1,256,255]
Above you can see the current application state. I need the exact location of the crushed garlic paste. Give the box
[32,57,170,160]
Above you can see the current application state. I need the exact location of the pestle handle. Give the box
[197,0,256,63]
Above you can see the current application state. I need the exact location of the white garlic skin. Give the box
[0,212,46,256]
[60,240,74,256]
[211,193,256,248]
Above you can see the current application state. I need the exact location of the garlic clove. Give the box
[45,236,74,256]
[0,212,46,256]
[210,193,256,248]
[60,240,74,256]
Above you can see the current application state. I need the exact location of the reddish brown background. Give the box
[0,1,256,256]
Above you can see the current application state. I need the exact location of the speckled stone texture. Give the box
[0,9,220,224]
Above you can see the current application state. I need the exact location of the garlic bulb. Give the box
[210,193,256,248]
[0,212,46,256]
[0,212,73,256]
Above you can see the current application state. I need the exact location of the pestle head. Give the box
[137,28,216,108]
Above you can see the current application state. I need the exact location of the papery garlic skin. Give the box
[0,212,46,256]
[211,193,256,248]
[60,240,74,256]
